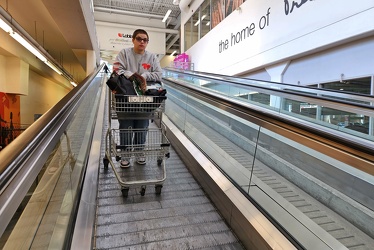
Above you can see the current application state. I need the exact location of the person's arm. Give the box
[141,54,162,82]
[113,49,134,78]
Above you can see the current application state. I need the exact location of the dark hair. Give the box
[132,29,149,40]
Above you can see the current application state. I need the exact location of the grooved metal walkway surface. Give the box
[93,89,374,249]
[94,120,244,249]
[206,131,374,250]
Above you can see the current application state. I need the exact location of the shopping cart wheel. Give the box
[116,155,121,162]
[103,157,109,170]
[140,185,146,196]
[155,185,163,195]
[121,187,129,197]
[157,158,163,165]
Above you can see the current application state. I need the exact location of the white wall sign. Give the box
[186,0,374,75]
[96,25,166,55]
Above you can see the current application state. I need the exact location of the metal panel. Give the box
[93,0,181,17]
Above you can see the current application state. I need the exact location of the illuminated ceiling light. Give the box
[206,21,210,26]
[1,14,77,86]
[194,14,206,26]
[162,9,172,22]
[0,18,12,32]
[9,32,47,62]
[2,17,47,62]
[234,91,259,96]
[45,61,62,75]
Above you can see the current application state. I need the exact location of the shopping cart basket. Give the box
[103,93,169,197]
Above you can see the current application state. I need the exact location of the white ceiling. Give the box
[93,0,182,59]
[0,0,95,83]
[93,0,181,19]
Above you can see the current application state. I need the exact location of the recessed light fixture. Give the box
[0,14,77,86]
[162,9,172,22]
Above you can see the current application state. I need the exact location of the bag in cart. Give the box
[106,71,137,95]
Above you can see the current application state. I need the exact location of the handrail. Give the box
[0,64,105,238]
[163,68,374,159]
[164,67,374,104]
[70,72,108,249]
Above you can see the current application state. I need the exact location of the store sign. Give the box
[96,25,165,55]
[218,0,314,54]
[108,32,133,47]
[188,0,374,74]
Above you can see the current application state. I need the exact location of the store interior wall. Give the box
[182,0,374,80]
[20,70,69,125]
[283,36,374,86]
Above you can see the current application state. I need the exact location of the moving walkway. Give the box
[0,65,373,249]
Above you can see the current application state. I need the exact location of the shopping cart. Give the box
[103,92,170,197]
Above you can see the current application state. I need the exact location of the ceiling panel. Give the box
[93,0,180,18]
[93,0,181,58]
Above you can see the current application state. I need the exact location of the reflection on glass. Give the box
[1,133,75,249]
[321,77,371,95]
[211,0,224,28]
[184,18,192,51]
[191,11,199,46]
[164,70,373,139]
[163,75,374,248]
[165,85,260,193]
[225,0,245,17]
[200,1,210,38]
[184,0,247,52]
[0,75,103,249]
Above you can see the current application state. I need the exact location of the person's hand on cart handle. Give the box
[129,73,147,94]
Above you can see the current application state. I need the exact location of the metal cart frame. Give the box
[103,91,169,197]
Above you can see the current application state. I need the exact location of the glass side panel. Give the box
[163,69,374,141]
[163,78,374,249]
[321,77,371,95]
[0,74,104,249]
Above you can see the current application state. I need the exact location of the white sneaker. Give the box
[120,159,130,168]
[136,156,146,165]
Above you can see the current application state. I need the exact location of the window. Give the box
[184,0,245,51]
[321,77,371,95]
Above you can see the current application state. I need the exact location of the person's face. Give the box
[132,33,149,53]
